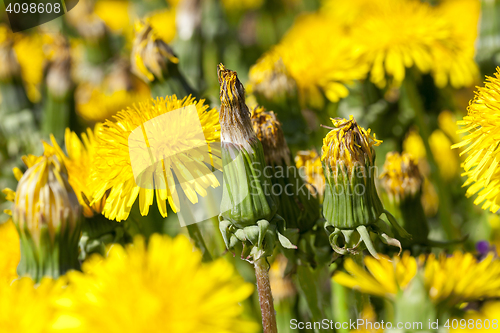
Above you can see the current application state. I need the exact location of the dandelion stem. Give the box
[186,223,212,262]
[401,73,459,240]
[254,257,278,333]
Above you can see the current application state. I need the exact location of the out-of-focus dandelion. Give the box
[449,301,500,333]
[94,0,131,34]
[0,25,21,82]
[295,150,325,201]
[335,251,500,307]
[90,95,220,222]
[11,143,82,280]
[454,68,500,212]
[251,106,319,233]
[257,13,368,108]
[0,277,66,333]
[58,234,259,333]
[333,252,417,299]
[145,9,177,44]
[380,152,429,246]
[322,116,410,258]
[0,219,20,282]
[65,0,106,41]
[269,255,296,303]
[220,0,264,13]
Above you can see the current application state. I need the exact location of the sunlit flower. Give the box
[262,13,368,107]
[59,234,258,333]
[454,68,500,212]
[90,95,220,221]
[50,127,104,218]
[295,150,325,200]
[0,277,66,333]
[0,219,20,282]
[380,152,422,203]
[429,129,459,181]
[333,252,417,299]
[322,116,409,257]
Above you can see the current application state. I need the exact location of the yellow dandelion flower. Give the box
[325,0,479,89]
[59,234,258,333]
[0,277,66,333]
[0,219,20,282]
[333,252,417,299]
[50,126,104,218]
[295,150,325,199]
[424,251,500,305]
[90,95,220,221]
[265,13,368,107]
[12,33,47,102]
[94,0,131,33]
[335,251,500,306]
[453,68,500,212]
[380,152,422,203]
[429,129,460,181]
[0,24,21,81]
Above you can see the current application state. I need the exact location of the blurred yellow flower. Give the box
[336,251,500,306]
[0,219,20,282]
[94,0,131,33]
[324,0,479,88]
[263,13,368,107]
[12,33,47,102]
[269,255,295,303]
[145,9,177,44]
[59,234,258,333]
[295,150,325,199]
[0,277,66,333]
[350,305,383,333]
[333,252,417,299]
[429,129,459,182]
[380,152,422,203]
[454,68,500,212]
[424,252,500,305]
[90,95,220,221]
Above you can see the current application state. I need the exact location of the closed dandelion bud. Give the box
[251,106,319,233]
[321,116,410,258]
[380,152,429,246]
[13,143,82,281]
[217,64,295,260]
[131,21,195,98]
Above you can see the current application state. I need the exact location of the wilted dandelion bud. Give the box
[380,152,429,246]
[321,117,410,258]
[217,64,295,260]
[251,106,319,233]
[13,143,82,280]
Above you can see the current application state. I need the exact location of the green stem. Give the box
[332,280,350,333]
[401,75,458,240]
[254,257,278,333]
[352,254,369,315]
[42,92,70,142]
[186,223,212,262]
